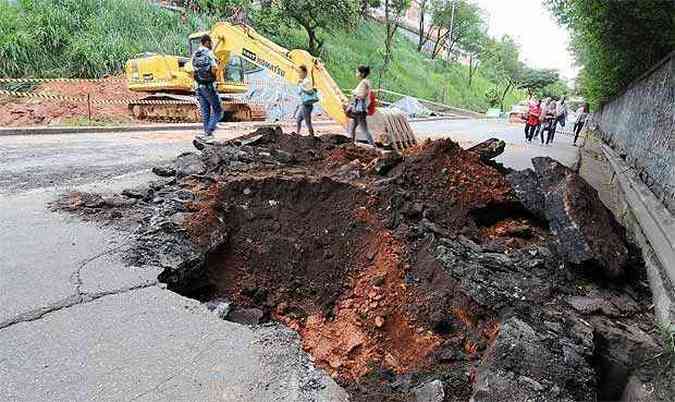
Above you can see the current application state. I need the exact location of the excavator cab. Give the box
[186,32,248,93]
[124,32,264,122]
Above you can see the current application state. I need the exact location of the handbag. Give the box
[300,68,320,105]
[302,88,320,105]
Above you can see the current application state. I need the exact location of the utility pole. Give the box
[446,0,456,61]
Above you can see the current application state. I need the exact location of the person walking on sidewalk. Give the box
[538,98,554,144]
[192,34,222,139]
[295,65,317,137]
[573,103,589,145]
[348,65,375,146]
[525,98,541,142]
[548,96,568,144]
[536,98,548,142]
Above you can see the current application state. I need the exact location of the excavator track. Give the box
[128,94,266,123]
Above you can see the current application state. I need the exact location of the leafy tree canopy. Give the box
[274,0,360,55]
[546,0,675,107]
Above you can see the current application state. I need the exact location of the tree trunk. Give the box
[468,54,474,87]
[431,28,448,59]
[308,31,317,55]
[380,0,399,88]
[499,81,514,111]
[417,0,427,52]
[361,0,369,16]
[296,19,324,56]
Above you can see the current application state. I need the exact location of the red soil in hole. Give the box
[185,174,498,385]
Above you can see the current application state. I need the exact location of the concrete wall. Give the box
[595,52,675,214]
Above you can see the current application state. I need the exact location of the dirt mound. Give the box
[382,138,519,240]
[0,77,138,126]
[57,128,666,401]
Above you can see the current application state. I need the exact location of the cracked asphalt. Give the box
[0,119,579,401]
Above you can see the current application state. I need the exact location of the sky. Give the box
[475,0,578,80]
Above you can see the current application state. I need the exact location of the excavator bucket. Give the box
[367,108,418,152]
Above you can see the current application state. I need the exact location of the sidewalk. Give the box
[578,136,675,324]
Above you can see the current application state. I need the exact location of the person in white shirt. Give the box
[573,103,589,145]
[348,65,375,146]
[549,96,568,144]
[537,98,552,144]
[296,65,316,136]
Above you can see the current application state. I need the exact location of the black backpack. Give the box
[193,49,216,84]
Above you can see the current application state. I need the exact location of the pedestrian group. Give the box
[525,96,589,146]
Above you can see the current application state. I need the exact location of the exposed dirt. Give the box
[56,127,670,401]
[0,77,139,126]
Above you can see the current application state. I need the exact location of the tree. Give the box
[480,35,524,110]
[462,30,487,87]
[540,80,569,100]
[275,0,359,55]
[517,67,560,97]
[192,0,250,18]
[426,0,485,60]
[416,0,429,52]
[546,0,675,106]
[378,0,411,87]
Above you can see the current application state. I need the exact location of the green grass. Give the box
[0,0,214,78]
[0,1,524,112]
[264,21,525,112]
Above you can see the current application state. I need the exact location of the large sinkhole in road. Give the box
[159,175,497,397]
[182,177,372,320]
[144,140,662,400]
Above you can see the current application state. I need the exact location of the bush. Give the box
[0,0,212,78]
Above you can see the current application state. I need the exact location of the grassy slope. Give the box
[0,0,523,112]
[266,21,525,112]
[0,0,213,78]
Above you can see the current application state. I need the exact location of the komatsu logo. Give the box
[242,48,285,77]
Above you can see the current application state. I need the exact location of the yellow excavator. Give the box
[125,22,416,149]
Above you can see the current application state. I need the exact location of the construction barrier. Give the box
[0,77,123,83]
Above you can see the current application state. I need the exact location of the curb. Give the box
[602,144,675,323]
[0,116,474,137]
[0,124,203,136]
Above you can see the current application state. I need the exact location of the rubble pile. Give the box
[58,127,672,401]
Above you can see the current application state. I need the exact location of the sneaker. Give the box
[192,138,206,150]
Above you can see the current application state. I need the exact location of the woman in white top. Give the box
[573,103,589,145]
[349,65,375,146]
[296,65,315,136]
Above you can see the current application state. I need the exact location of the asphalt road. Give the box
[0,118,579,401]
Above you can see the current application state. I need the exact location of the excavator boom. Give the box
[126,21,416,150]
[209,22,416,150]
[208,22,349,126]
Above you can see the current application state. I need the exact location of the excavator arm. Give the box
[209,22,350,126]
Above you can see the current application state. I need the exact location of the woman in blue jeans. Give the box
[296,65,315,136]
